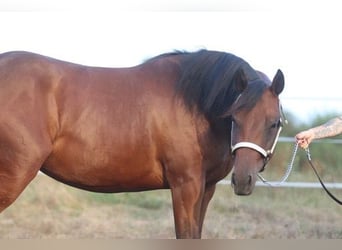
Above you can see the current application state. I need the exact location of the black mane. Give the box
[171,50,267,119]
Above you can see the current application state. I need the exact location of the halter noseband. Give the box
[231,123,283,160]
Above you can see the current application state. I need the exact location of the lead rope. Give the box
[259,142,342,205]
[304,147,342,205]
[257,141,298,186]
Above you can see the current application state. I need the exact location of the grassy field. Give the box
[0,173,341,239]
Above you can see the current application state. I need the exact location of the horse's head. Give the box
[230,69,285,195]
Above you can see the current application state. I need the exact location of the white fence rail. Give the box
[218,180,342,189]
[279,136,342,144]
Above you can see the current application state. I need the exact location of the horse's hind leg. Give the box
[0,158,49,213]
[0,138,52,213]
[0,157,52,213]
[0,170,34,213]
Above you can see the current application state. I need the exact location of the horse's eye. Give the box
[270,120,281,129]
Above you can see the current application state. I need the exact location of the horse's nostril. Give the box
[248,175,252,185]
[231,173,236,186]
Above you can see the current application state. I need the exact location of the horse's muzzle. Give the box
[231,172,255,195]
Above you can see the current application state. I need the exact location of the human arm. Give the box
[295,116,342,149]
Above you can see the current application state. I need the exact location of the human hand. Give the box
[295,130,315,149]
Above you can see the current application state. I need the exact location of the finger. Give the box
[301,141,308,149]
[297,140,308,149]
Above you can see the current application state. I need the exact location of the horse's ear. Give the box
[234,68,248,93]
[271,69,285,96]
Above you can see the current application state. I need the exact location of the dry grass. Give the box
[0,174,341,239]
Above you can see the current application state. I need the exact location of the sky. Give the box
[1,1,342,124]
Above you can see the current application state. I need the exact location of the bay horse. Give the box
[0,50,284,238]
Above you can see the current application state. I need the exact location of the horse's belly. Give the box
[42,147,167,193]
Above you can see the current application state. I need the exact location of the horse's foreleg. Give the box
[169,178,204,239]
[198,184,216,236]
